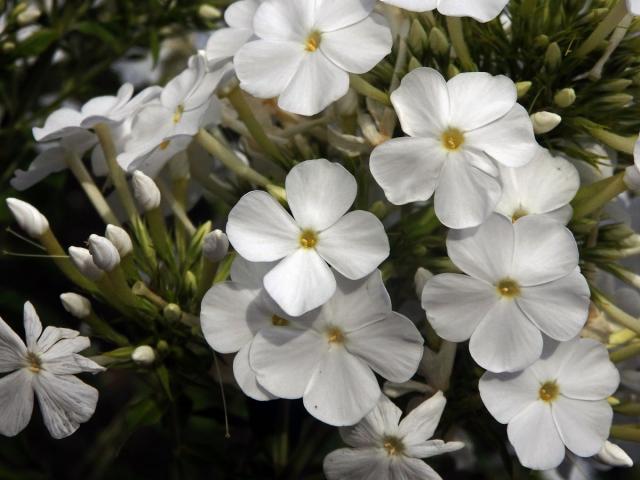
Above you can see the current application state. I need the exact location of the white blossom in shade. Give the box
[234,0,392,116]
[226,159,390,316]
[495,148,580,225]
[250,271,424,426]
[6,198,49,238]
[132,171,161,211]
[380,0,509,22]
[0,302,104,439]
[370,68,538,229]
[200,256,292,401]
[422,214,590,373]
[323,392,464,479]
[32,107,85,142]
[80,84,161,128]
[88,235,121,272]
[205,0,261,69]
[479,338,620,470]
[68,247,105,281]
[60,293,92,320]
[105,225,133,257]
[626,0,640,15]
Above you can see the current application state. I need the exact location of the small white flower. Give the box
[422,214,590,373]
[323,392,464,479]
[68,247,105,281]
[32,108,85,143]
[530,111,562,134]
[380,0,509,22]
[226,159,389,316]
[132,171,161,212]
[60,293,92,319]
[105,225,133,257]
[596,441,633,467]
[370,67,538,229]
[6,198,49,238]
[249,271,424,426]
[0,302,104,439]
[479,338,620,470]
[80,84,161,129]
[132,346,156,366]
[626,0,640,15]
[234,0,392,116]
[203,229,230,262]
[495,148,580,224]
[88,235,121,272]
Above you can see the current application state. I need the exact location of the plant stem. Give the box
[575,0,628,58]
[39,230,97,292]
[592,288,640,335]
[571,172,627,220]
[610,424,640,442]
[588,127,637,154]
[446,16,476,71]
[84,310,129,346]
[349,75,391,105]
[156,178,196,236]
[610,342,640,363]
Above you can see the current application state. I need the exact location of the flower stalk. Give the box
[446,17,476,72]
[575,0,628,58]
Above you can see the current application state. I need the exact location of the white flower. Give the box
[200,256,290,401]
[60,293,92,319]
[203,229,230,262]
[32,108,85,143]
[479,338,620,470]
[323,392,464,479]
[234,0,392,116]
[495,148,580,224]
[370,67,538,229]
[6,198,49,238]
[132,170,161,211]
[226,159,389,316]
[80,84,161,128]
[380,0,509,22]
[0,302,104,439]
[105,225,133,257]
[422,214,590,373]
[249,271,424,426]
[626,0,640,15]
[530,111,562,134]
[88,235,121,272]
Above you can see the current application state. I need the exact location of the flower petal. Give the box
[233,342,276,401]
[0,369,34,436]
[398,391,446,444]
[313,0,376,31]
[393,457,443,479]
[340,394,402,447]
[370,137,446,205]
[23,302,42,351]
[230,256,278,289]
[438,0,510,23]
[225,0,260,29]
[252,0,313,41]
[552,397,611,457]
[42,354,105,375]
[479,369,540,424]
[286,159,357,231]
[0,316,27,372]
[381,0,438,12]
[404,439,465,460]
[205,27,254,66]
[323,448,389,480]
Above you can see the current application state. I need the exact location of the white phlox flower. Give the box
[80,83,162,129]
[323,392,464,479]
[249,271,424,426]
[226,158,390,316]
[495,148,580,225]
[370,67,538,229]
[234,0,392,116]
[380,0,509,22]
[479,338,620,470]
[422,213,590,373]
[0,302,104,439]
[626,0,640,15]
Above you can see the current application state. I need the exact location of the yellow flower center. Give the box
[299,229,318,249]
[326,326,345,344]
[511,207,528,222]
[26,351,42,374]
[441,128,465,151]
[383,436,405,457]
[271,314,289,327]
[539,381,560,403]
[496,278,521,298]
[159,139,171,150]
[305,31,322,52]
[173,104,184,124]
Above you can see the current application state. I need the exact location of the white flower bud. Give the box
[17,6,41,26]
[414,267,433,299]
[105,225,133,257]
[6,198,49,238]
[624,165,640,191]
[553,88,576,108]
[596,441,633,467]
[132,171,161,212]
[198,4,221,20]
[530,111,562,134]
[132,345,156,366]
[88,235,121,272]
[203,229,229,262]
[60,293,92,319]
[68,246,105,281]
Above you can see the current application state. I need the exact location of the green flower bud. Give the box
[429,27,449,56]
[554,88,576,108]
[198,4,221,20]
[545,42,562,70]
[600,93,633,107]
[516,81,532,98]
[600,79,633,92]
[534,34,550,48]
[163,303,182,323]
[408,56,422,72]
[369,201,389,220]
[447,64,460,79]
[408,19,428,57]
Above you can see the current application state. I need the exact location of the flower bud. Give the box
[533,34,549,48]
[515,81,532,98]
[203,229,229,262]
[132,171,161,212]
[596,441,633,467]
[625,165,640,191]
[601,79,633,92]
[198,4,221,20]
[429,27,449,56]
[407,19,428,57]
[88,234,121,272]
[132,345,156,366]
[408,56,422,72]
[105,225,133,257]
[554,88,576,108]
[415,267,433,298]
[601,93,634,108]
[69,247,105,281]
[17,5,40,25]
[544,42,562,70]
[530,111,562,134]
[446,64,460,79]
[163,303,182,322]
[6,198,49,238]
[60,293,92,319]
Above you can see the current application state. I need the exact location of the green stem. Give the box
[610,342,640,363]
[615,403,640,416]
[446,16,476,71]
[84,310,129,346]
[588,127,637,154]
[146,207,175,265]
[39,230,97,292]
[196,259,217,303]
[156,178,196,236]
[592,288,640,335]
[349,75,391,105]
[575,0,628,58]
[571,172,627,220]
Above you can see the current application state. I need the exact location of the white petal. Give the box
[36,326,78,354]
[251,326,325,399]
[317,211,389,280]
[465,104,538,168]
[422,274,497,342]
[478,369,539,424]
[340,394,402,447]
[32,108,83,142]
[0,315,27,372]
[370,137,446,205]
[320,16,391,74]
[345,312,423,383]
[390,67,450,136]
[545,205,574,225]
[278,52,349,116]
[323,448,389,480]
[434,152,502,229]
[511,215,579,285]
[252,0,313,42]
[552,397,611,457]
[23,302,42,351]
[34,372,98,439]
[235,40,305,99]
[447,72,516,131]
[398,391,446,444]
[226,190,300,262]
[233,342,275,401]
[303,346,380,426]
[286,159,356,231]
[516,270,590,341]
[404,439,465,459]
[230,256,278,289]
[438,0,510,23]
[380,0,438,12]
[225,0,260,29]
[205,27,254,65]
[40,336,89,359]
[393,457,442,479]
[470,300,543,373]
[0,369,34,436]
[313,0,376,31]
[264,248,336,316]
[507,401,565,470]
[10,147,68,191]
[43,354,105,375]
[446,213,514,283]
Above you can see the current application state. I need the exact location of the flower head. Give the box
[381,0,509,22]
[6,198,49,238]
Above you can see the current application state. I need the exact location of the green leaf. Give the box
[14,29,58,56]
[73,22,123,51]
